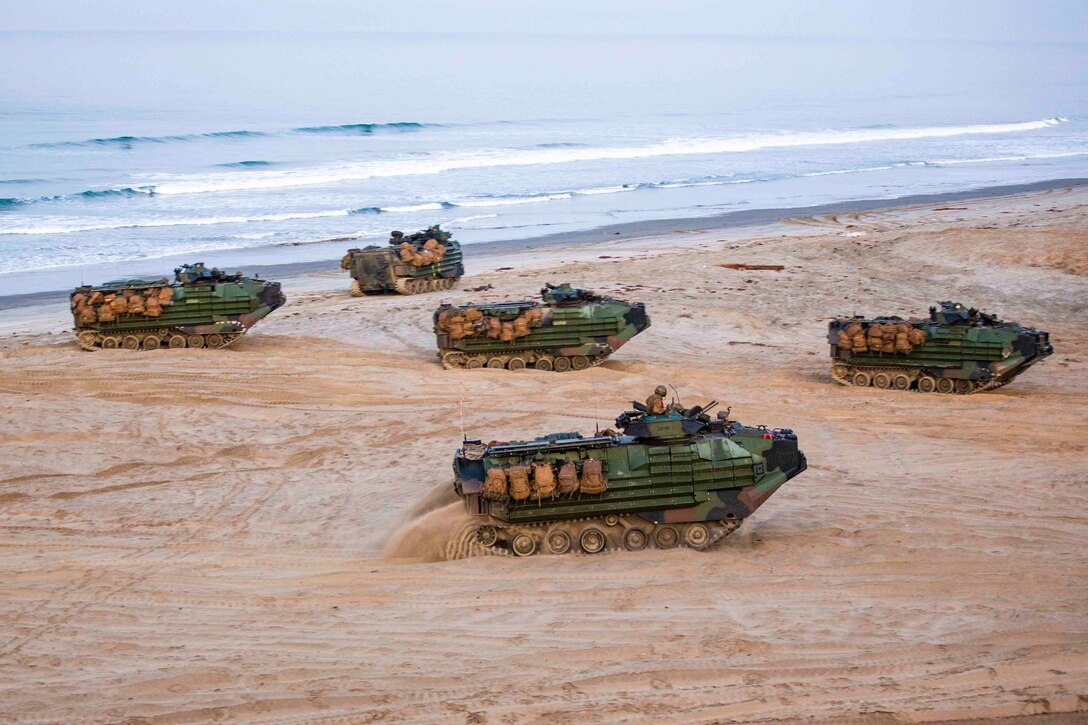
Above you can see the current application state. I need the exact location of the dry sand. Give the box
[1,186,1087,723]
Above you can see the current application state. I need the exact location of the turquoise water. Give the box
[1,31,1086,291]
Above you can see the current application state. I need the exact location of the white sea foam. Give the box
[379,202,446,213]
[0,209,349,236]
[138,117,1069,195]
[451,193,574,207]
[448,213,499,224]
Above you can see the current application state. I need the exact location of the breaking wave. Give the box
[292,121,439,134]
[216,160,277,168]
[0,209,351,236]
[137,117,1071,195]
[26,121,446,149]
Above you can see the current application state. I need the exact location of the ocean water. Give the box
[1,31,1086,293]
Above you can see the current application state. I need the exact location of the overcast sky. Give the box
[2,0,1085,42]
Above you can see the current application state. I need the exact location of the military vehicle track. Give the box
[830,363,1004,394]
[468,514,742,557]
[77,328,243,351]
[440,349,608,372]
[350,276,458,296]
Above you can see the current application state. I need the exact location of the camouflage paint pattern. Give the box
[70,263,285,350]
[434,283,650,371]
[343,227,463,295]
[452,399,805,553]
[828,301,1052,392]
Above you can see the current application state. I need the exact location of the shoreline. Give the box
[1,176,1085,312]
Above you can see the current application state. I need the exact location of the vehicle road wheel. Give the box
[955,379,975,395]
[486,357,505,369]
[511,533,537,557]
[205,333,224,348]
[545,530,572,555]
[78,331,98,349]
[623,528,648,551]
[917,375,937,393]
[936,378,955,394]
[142,335,161,350]
[892,373,911,390]
[187,335,205,349]
[580,528,606,554]
[553,357,572,372]
[507,357,526,371]
[684,523,710,549]
[100,336,120,349]
[654,526,679,549]
[851,371,871,388]
[168,334,186,349]
[831,364,850,381]
[476,526,498,547]
[121,335,140,350]
[466,356,484,369]
[872,372,891,389]
[571,355,590,370]
[534,357,553,371]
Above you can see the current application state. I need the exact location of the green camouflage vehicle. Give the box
[434,283,650,371]
[829,301,1052,394]
[452,391,806,556]
[341,226,463,295]
[70,263,286,350]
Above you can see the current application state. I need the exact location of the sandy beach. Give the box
[1,184,1087,723]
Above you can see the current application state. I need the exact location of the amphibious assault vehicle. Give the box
[70,263,285,350]
[829,301,1052,394]
[434,283,650,371]
[341,226,463,295]
[452,393,807,556]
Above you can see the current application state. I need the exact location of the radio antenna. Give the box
[669,384,683,407]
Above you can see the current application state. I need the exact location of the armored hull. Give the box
[70,263,285,350]
[434,283,650,371]
[828,301,1052,394]
[453,398,806,556]
[342,226,463,296]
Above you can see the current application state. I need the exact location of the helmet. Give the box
[654,385,667,396]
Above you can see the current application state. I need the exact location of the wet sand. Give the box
[0,185,1086,723]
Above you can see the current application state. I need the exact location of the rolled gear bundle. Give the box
[97,305,116,323]
[525,308,544,327]
[485,317,502,338]
[500,321,515,343]
[513,316,530,337]
[109,294,127,314]
[896,322,912,334]
[399,242,415,262]
[836,331,851,349]
[507,465,531,501]
[436,310,453,331]
[127,292,145,315]
[908,328,926,346]
[557,461,579,495]
[895,332,912,353]
[850,333,868,353]
[867,323,884,340]
[579,459,608,495]
[340,253,353,270]
[144,297,163,317]
[482,468,508,500]
[845,321,863,337]
[71,293,87,311]
[78,307,98,325]
[88,291,104,306]
[532,463,557,499]
[464,307,483,323]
